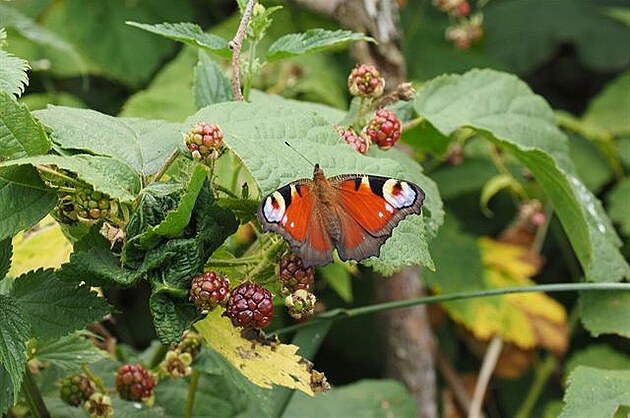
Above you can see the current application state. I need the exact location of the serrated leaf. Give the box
[560,366,630,418]
[194,50,232,108]
[127,22,231,58]
[0,154,141,203]
[415,68,629,283]
[320,262,353,303]
[9,216,72,277]
[583,72,630,136]
[33,332,106,370]
[59,245,139,287]
[12,269,109,340]
[0,165,57,240]
[0,50,29,97]
[565,345,630,384]
[266,29,374,62]
[183,100,442,274]
[149,292,199,345]
[607,178,630,236]
[195,309,322,396]
[284,379,417,418]
[0,91,51,160]
[579,290,630,338]
[0,293,29,404]
[0,365,15,415]
[0,238,11,280]
[34,106,180,176]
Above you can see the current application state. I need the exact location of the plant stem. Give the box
[229,0,257,101]
[272,282,630,335]
[242,39,258,101]
[183,368,200,418]
[33,164,79,185]
[205,257,260,267]
[214,183,239,199]
[22,367,50,418]
[150,148,180,186]
[468,335,503,418]
[402,116,426,132]
[148,344,169,369]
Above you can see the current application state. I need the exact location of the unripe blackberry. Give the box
[363,108,401,149]
[190,271,231,311]
[446,16,484,49]
[115,364,155,402]
[277,253,315,293]
[185,122,224,162]
[348,64,385,98]
[285,289,316,320]
[176,330,204,358]
[338,128,369,155]
[59,373,95,407]
[83,393,112,418]
[225,282,273,329]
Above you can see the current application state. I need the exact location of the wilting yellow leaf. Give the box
[194,309,326,396]
[9,216,72,277]
[443,238,568,355]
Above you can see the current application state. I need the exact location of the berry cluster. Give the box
[184,122,224,162]
[362,108,401,150]
[115,364,155,402]
[348,64,385,98]
[432,0,483,49]
[225,282,274,329]
[59,373,96,407]
[277,253,315,293]
[190,271,231,311]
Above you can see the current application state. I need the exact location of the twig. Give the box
[149,148,180,186]
[436,351,477,417]
[229,0,257,101]
[468,335,503,418]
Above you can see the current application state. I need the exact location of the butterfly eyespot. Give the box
[263,192,286,223]
[383,179,416,209]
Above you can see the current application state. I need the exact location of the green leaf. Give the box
[0,293,29,404]
[0,238,11,280]
[0,50,29,98]
[0,4,86,76]
[415,68,629,283]
[32,332,107,370]
[569,134,614,194]
[0,165,57,240]
[40,0,193,87]
[430,159,498,200]
[565,345,630,384]
[149,292,198,345]
[0,91,51,160]
[479,174,524,216]
[0,365,15,415]
[484,0,630,74]
[193,51,232,108]
[0,154,141,203]
[249,89,345,125]
[583,72,630,136]
[12,269,109,340]
[184,100,442,274]
[284,379,417,417]
[127,21,231,58]
[560,366,630,418]
[121,47,197,121]
[266,29,374,62]
[320,262,353,303]
[34,106,180,176]
[608,178,630,236]
[579,290,630,338]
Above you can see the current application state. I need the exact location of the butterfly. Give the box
[257,164,425,267]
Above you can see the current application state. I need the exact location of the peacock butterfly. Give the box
[257,164,425,267]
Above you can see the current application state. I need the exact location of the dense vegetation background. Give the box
[1,0,628,417]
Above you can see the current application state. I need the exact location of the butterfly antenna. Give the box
[284,141,315,167]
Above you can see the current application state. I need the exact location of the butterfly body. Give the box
[258,165,424,267]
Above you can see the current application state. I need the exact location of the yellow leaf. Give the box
[478,237,537,279]
[194,309,327,396]
[9,216,72,277]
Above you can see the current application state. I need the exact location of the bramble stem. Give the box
[273,282,630,335]
[22,367,50,418]
[150,148,180,185]
[183,368,200,418]
[229,0,257,101]
[468,335,503,418]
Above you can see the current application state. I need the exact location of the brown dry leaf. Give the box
[9,216,72,277]
[194,309,327,396]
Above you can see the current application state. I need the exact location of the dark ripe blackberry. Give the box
[225,282,273,329]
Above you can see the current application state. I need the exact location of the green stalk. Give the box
[273,282,630,335]
[242,39,258,101]
[22,367,50,418]
[148,344,169,370]
[183,368,200,418]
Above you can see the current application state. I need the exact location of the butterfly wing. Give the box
[257,180,334,266]
[331,175,425,262]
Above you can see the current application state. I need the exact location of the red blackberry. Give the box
[348,64,385,98]
[115,364,155,402]
[190,271,231,311]
[59,373,95,407]
[184,122,224,162]
[225,282,273,329]
[363,108,401,149]
[277,253,315,293]
[338,128,369,155]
